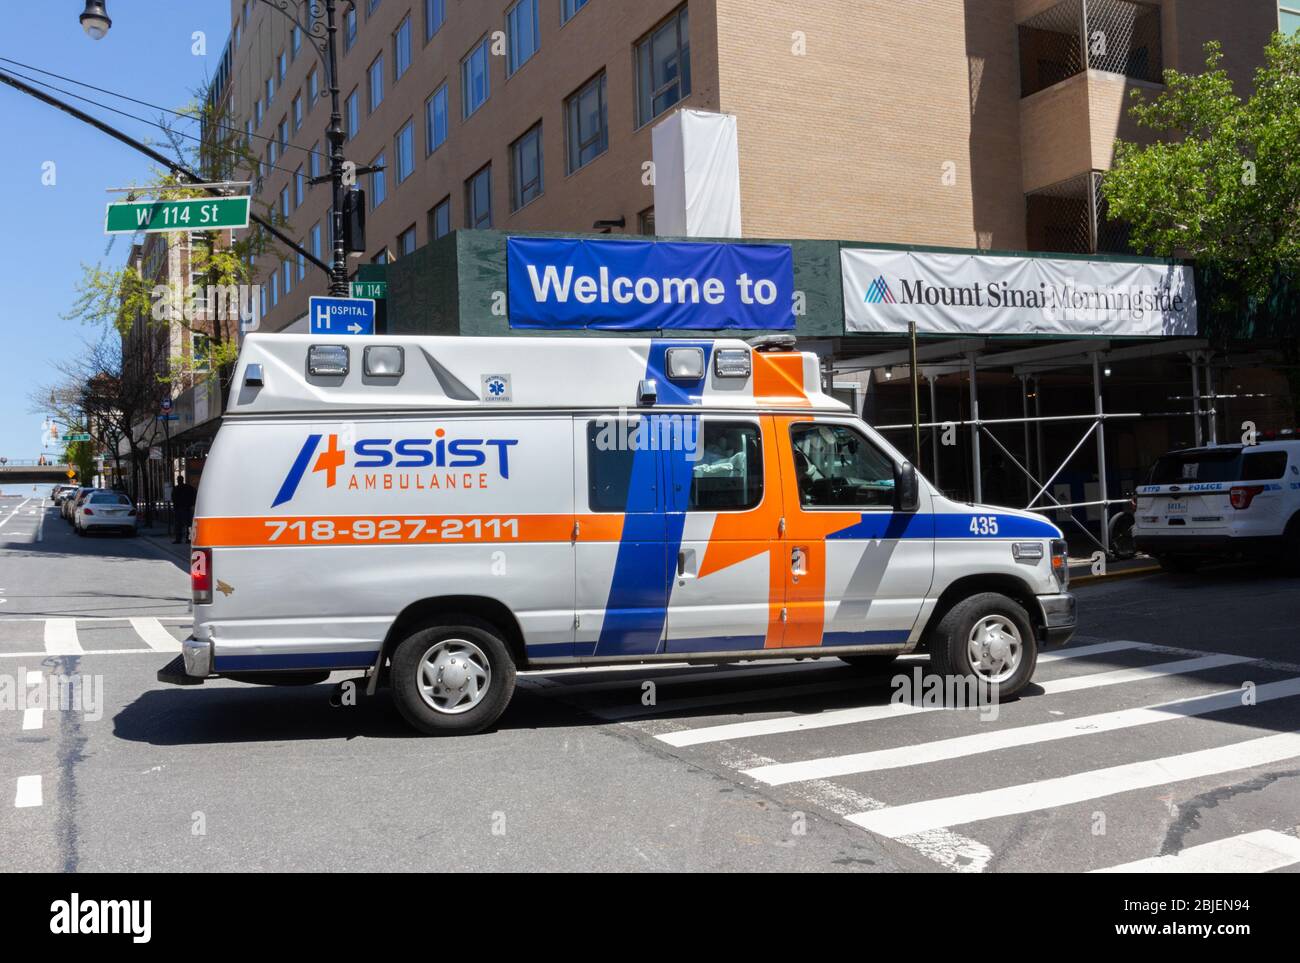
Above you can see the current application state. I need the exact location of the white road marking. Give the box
[847,731,1300,839]
[657,654,1253,747]
[0,648,169,659]
[22,670,43,730]
[0,615,192,623]
[0,498,32,530]
[129,617,182,652]
[1038,640,1159,662]
[14,775,42,808]
[746,676,1300,785]
[43,619,83,656]
[1091,830,1300,873]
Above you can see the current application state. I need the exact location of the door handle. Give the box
[677,549,697,582]
[791,546,808,580]
[677,550,686,577]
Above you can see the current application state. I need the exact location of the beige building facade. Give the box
[212,0,1281,333]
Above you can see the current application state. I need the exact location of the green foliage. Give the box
[1103,34,1300,302]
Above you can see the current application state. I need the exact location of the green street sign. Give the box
[61,433,92,442]
[105,196,250,235]
[350,280,387,299]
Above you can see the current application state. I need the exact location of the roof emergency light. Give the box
[364,345,405,378]
[714,348,751,379]
[665,346,705,380]
[308,345,350,377]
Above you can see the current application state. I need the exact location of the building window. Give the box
[398,224,418,256]
[367,0,382,14]
[426,83,449,153]
[266,74,275,104]
[426,0,446,40]
[345,89,359,139]
[283,258,293,294]
[461,37,491,118]
[311,222,322,259]
[298,250,306,281]
[244,118,252,147]
[308,68,319,105]
[278,118,288,151]
[271,270,279,307]
[277,50,287,83]
[368,54,385,112]
[291,25,301,57]
[294,167,305,207]
[192,333,211,373]
[1282,5,1300,33]
[395,119,415,183]
[465,165,492,228]
[261,283,268,316]
[254,98,263,127]
[371,151,387,208]
[636,6,691,127]
[429,197,451,239]
[280,187,290,218]
[506,0,540,76]
[309,142,321,178]
[394,15,412,79]
[562,0,589,24]
[565,71,608,173]
[344,7,357,51]
[638,207,655,235]
[510,123,543,211]
[292,94,303,131]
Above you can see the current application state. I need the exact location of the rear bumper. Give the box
[156,637,212,686]
[1037,593,1076,648]
[1135,533,1281,557]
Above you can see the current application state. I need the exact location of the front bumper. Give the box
[156,637,212,686]
[1037,593,1076,647]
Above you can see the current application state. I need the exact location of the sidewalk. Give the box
[1068,553,1160,584]
[135,523,190,565]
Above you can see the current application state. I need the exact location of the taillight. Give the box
[82,508,94,515]
[191,548,213,604]
[1229,485,1265,510]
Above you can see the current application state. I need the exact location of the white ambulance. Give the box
[158,334,1076,734]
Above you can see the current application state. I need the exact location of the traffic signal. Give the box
[342,187,366,254]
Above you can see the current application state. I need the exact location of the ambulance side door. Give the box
[664,415,785,653]
[573,415,673,658]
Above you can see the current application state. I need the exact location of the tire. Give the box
[1156,554,1199,574]
[838,653,901,672]
[928,592,1038,702]
[1108,512,1137,560]
[389,617,516,735]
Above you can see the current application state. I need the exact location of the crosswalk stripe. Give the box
[1090,830,1300,873]
[745,676,1300,785]
[14,775,42,808]
[656,654,1254,747]
[1038,640,1157,662]
[43,619,82,656]
[847,731,1300,839]
[129,617,182,652]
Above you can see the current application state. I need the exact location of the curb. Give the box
[1071,564,1162,586]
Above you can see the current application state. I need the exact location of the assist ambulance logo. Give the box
[272,431,519,507]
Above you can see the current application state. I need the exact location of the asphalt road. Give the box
[3,494,1299,872]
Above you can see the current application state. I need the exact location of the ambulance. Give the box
[157,333,1076,734]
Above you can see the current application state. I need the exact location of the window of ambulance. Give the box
[688,423,762,511]
[790,423,895,508]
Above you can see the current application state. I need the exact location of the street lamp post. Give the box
[73,0,354,296]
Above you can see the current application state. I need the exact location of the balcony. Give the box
[1025,171,1131,255]
[1019,0,1163,97]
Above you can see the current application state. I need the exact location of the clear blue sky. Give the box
[0,0,230,460]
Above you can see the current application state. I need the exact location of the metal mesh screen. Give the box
[1086,0,1163,82]
[1026,173,1092,254]
[1092,172,1132,254]
[1020,0,1163,96]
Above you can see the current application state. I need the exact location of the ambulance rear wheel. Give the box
[390,618,516,735]
[928,592,1036,703]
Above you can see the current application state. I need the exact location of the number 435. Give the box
[969,515,999,535]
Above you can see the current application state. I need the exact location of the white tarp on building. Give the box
[652,109,742,238]
[842,247,1198,337]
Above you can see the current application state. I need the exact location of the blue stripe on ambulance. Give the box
[828,512,1059,540]
[271,433,322,508]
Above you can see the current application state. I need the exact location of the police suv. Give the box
[158,334,1076,734]
[1134,439,1300,573]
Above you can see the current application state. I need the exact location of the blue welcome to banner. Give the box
[507,237,795,330]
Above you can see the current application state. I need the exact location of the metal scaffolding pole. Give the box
[1034,377,1044,483]
[928,375,940,489]
[1093,352,1110,555]
[1191,354,1203,447]
[1206,362,1218,445]
[968,354,982,502]
[1020,375,1033,504]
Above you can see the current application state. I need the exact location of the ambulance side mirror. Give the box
[895,461,920,513]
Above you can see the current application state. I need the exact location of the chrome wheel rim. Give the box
[967,614,1023,684]
[417,639,491,714]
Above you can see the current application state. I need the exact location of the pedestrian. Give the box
[171,475,197,544]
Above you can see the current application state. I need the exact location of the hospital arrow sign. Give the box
[105,196,250,235]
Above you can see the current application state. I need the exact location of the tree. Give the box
[1102,32,1300,417]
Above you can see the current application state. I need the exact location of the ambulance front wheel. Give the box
[390,618,517,735]
[928,592,1037,703]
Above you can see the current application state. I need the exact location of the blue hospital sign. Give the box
[310,296,376,335]
[506,237,796,331]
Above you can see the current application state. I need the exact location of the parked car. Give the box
[51,485,78,505]
[62,487,93,522]
[1134,439,1300,573]
[75,490,138,536]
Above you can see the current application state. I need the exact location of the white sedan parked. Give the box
[75,490,138,536]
